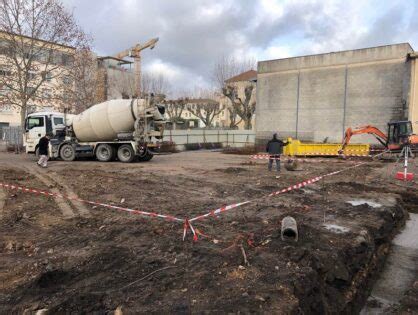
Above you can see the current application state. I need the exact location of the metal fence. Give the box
[0,126,23,152]
[162,129,255,148]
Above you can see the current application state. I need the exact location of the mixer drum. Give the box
[71,99,147,142]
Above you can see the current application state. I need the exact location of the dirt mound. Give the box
[222,145,259,155]
[216,167,248,174]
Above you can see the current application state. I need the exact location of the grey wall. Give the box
[256,43,413,145]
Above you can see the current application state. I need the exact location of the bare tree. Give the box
[212,54,256,129]
[211,54,256,89]
[62,49,102,113]
[163,98,186,121]
[141,71,170,97]
[187,98,223,128]
[227,106,242,129]
[0,0,89,127]
[223,83,256,129]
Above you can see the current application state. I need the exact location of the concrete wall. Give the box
[407,56,418,133]
[0,109,21,126]
[256,44,413,144]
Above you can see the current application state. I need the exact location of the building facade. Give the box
[96,56,136,101]
[0,30,76,127]
[166,97,228,129]
[256,43,418,144]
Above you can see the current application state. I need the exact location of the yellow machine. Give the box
[283,138,369,156]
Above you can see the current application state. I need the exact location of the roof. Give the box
[225,70,257,83]
[98,56,133,64]
[259,43,414,74]
[186,98,218,104]
[0,30,76,51]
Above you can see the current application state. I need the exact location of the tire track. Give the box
[21,165,91,218]
[22,166,76,218]
[43,171,91,218]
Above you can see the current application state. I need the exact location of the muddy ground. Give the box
[0,151,417,314]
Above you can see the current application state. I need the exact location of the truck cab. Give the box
[24,111,66,155]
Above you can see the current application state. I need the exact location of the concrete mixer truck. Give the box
[24,97,166,163]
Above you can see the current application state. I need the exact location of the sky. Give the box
[62,0,418,95]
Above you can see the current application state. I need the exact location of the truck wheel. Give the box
[60,144,76,161]
[117,144,135,163]
[138,151,153,162]
[96,144,115,162]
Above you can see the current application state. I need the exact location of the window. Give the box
[61,53,73,66]
[42,72,52,82]
[42,88,51,99]
[399,122,412,136]
[0,104,12,112]
[34,48,52,63]
[28,72,36,81]
[53,117,64,125]
[62,76,72,85]
[0,86,10,95]
[0,69,11,76]
[0,42,11,56]
[27,116,44,129]
[63,92,70,101]
[52,51,61,65]
[27,86,36,97]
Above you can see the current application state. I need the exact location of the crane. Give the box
[113,37,159,97]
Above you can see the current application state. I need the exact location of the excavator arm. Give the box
[340,125,388,152]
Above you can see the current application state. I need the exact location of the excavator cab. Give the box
[387,121,413,146]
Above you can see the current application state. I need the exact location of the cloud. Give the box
[61,0,418,95]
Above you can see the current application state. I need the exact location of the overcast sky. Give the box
[62,0,418,95]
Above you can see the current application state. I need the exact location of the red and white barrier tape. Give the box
[0,182,184,223]
[187,161,368,231]
[0,152,383,241]
[251,153,372,159]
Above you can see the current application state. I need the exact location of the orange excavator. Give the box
[340,120,418,152]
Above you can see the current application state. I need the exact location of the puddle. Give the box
[323,224,350,234]
[346,199,382,208]
[361,213,418,314]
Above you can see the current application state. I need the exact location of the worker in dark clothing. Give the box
[37,134,50,168]
[266,133,288,172]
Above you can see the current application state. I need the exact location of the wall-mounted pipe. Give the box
[281,216,298,241]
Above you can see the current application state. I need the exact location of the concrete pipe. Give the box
[281,216,298,241]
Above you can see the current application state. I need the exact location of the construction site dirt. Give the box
[0,151,417,314]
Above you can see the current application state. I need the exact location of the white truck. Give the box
[24,97,166,162]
